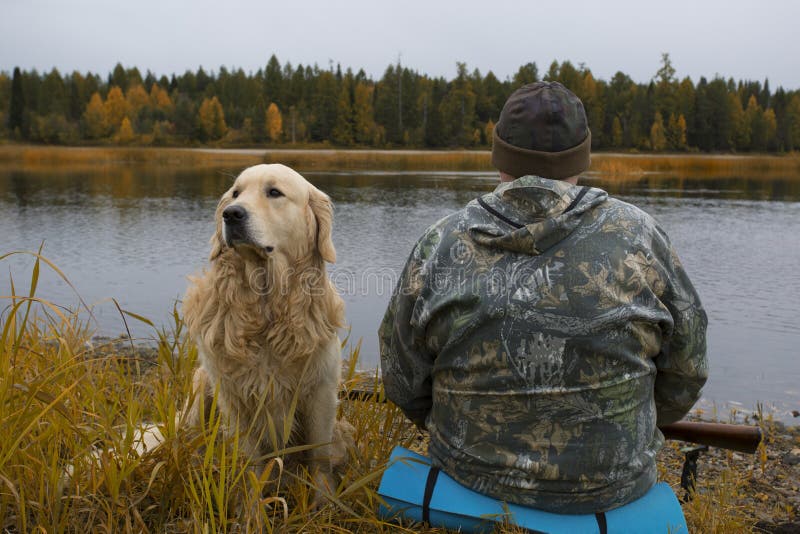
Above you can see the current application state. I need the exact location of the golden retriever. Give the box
[181,163,352,502]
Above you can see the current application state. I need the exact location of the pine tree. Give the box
[611,116,623,147]
[439,62,477,146]
[353,82,376,145]
[9,67,24,134]
[40,68,67,115]
[310,71,338,141]
[265,102,283,142]
[786,95,800,151]
[511,62,538,90]
[264,55,283,107]
[332,76,354,145]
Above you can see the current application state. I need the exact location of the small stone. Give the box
[792,410,799,418]
[782,448,800,466]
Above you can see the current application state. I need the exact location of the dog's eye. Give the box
[232,190,240,199]
[267,188,283,198]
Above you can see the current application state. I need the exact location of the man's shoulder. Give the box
[594,195,663,233]
[413,202,479,252]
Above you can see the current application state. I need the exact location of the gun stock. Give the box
[659,421,763,454]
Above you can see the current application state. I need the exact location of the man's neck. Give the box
[499,172,579,185]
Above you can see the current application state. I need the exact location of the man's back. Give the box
[379,176,708,514]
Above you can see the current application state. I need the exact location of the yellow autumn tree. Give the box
[149,83,173,113]
[198,96,227,141]
[265,102,283,142]
[484,119,495,146]
[649,112,667,151]
[104,86,129,132]
[763,108,778,151]
[667,113,688,150]
[126,84,150,119]
[82,92,108,139]
[117,117,135,144]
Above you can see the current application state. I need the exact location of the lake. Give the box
[2,160,799,422]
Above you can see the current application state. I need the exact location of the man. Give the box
[378,82,708,514]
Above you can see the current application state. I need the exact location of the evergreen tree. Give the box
[251,94,267,142]
[786,94,800,151]
[439,62,477,146]
[353,82,376,145]
[8,67,24,134]
[332,74,354,145]
[310,70,338,141]
[111,63,129,92]
[40,68,67,116]
[264,55,283,106]
[374,65,401,144]
[511,62,539,90]
[611,116,623,147]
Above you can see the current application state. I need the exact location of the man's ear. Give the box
[309,185,336,263]
[209,195,230,261]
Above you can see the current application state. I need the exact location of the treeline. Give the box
[2,54,800,152]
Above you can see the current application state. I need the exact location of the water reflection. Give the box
[1,166,799,421]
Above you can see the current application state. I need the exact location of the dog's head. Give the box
[209,164,336,264]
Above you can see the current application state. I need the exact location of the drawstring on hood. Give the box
[469,176,608,255]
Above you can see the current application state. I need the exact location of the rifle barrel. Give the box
[658,421,763,454]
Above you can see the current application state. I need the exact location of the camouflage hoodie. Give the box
[379,175,708,514]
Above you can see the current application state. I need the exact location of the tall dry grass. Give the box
[0,251,779,532]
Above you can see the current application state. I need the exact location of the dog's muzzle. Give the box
[223,205,249,246]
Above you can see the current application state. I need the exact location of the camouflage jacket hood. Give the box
[380,175,708,514]
[468,176,609,255]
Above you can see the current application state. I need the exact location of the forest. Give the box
[2,54,800,152]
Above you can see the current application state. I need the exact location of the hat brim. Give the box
[491,128,591,180]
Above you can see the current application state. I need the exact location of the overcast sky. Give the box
[2,0,798,88]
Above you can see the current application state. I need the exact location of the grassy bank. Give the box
[1,144,800,179]
[0,253,797,532]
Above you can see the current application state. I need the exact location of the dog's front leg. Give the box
[301,377,338,507]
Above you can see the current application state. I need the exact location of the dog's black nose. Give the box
[223,205,248,224]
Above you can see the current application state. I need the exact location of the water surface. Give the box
[2,165,799,421]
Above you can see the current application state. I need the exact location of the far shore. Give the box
[1,144,799,178]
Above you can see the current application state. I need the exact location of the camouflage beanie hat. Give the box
[492,81,591,180]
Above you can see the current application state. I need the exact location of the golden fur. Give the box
[182,164,351,500]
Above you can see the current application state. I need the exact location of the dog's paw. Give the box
[331,418,356,469]
[310,469,336,509]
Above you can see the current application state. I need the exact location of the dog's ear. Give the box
[309,185,336,263]
[209,195,230,261]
